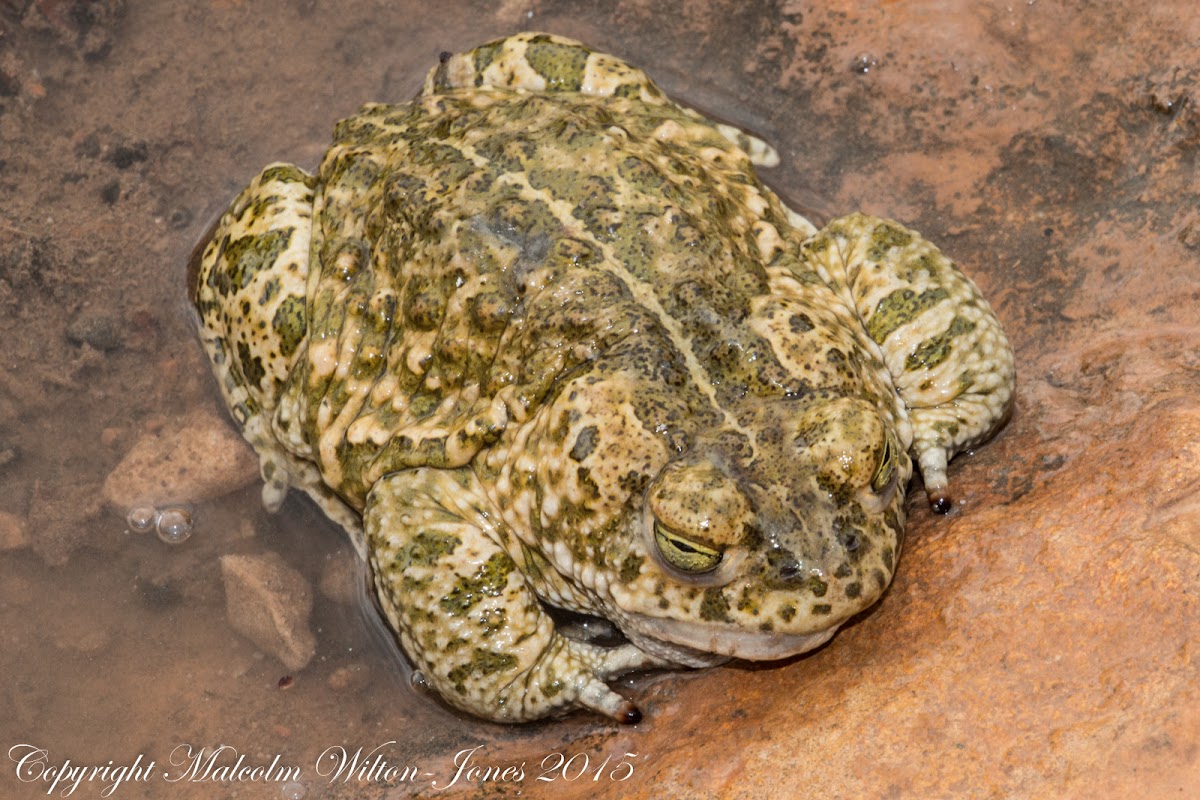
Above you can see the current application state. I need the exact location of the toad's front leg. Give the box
[365,466,655,723]
[802,213,1016,512]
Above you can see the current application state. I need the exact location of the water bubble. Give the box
[410,670,430,693]
[281,781,306,800]
[126,506,157,533]
[156,507,193,544]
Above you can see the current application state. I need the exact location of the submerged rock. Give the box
[317,556,361,606]
[220,551,316,672]
[0,510,29,551]
[27,480,106,566]
[103,409,258,509]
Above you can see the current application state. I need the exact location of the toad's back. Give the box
[276,84,888,506]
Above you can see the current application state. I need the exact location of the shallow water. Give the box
[3,2,1199,799]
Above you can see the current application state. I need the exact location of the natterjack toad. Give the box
[190,32,1015,723]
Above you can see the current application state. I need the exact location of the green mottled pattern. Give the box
[190,32,1015,724]
[866,221,914,260]
[365,467,666,720]
[271,294,305,358]
[295,78,823,502]
[524,35,590,90]
[439,553,513,616]
[259,163,317,187]
[905,315,977,370]
[866,287,950,344]
[218,228,291,296]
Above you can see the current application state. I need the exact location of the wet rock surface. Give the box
[1,2,1197,799]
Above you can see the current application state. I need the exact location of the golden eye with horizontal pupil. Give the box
[654,522,723,573]
[871,437,896,493]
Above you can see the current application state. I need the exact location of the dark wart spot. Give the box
[839,530,861,553]
[866,222,914,260]
[789,312,814,333]
[700,587,732,622]
[569,425,599,461]
[272,294,306,358]
[619,470,651,495]
[873,567,887,590]
[258,276,281,306]
[236,340,265,388]
[881,546,894,571]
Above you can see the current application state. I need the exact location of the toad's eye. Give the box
[654,522,723,573]
[871,437,897,493]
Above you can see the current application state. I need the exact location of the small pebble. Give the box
[156,507,193,544]
[0,510,30,551]
[318,557,360,605]
[0,445,18,469]
[66,311,121,351]
[327,664,366,692]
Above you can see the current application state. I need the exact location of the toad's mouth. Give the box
[619,613,843,664]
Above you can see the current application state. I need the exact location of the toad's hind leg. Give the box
[190,163,316,514]
[424,32,780,168]
[365,467,657,723]
[802,213,1016,512]
[424,31,657,99]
